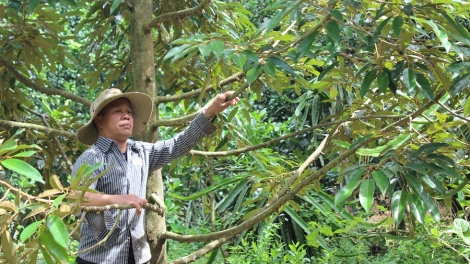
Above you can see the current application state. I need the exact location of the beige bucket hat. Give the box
[77,88,153,145]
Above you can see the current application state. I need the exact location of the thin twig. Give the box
[74,210,122,254]
[27,109,73,172]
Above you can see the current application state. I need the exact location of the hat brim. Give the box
[77,92,153,145]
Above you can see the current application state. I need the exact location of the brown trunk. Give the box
[128,0,167,263]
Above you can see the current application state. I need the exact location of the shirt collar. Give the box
[94,136,137,153]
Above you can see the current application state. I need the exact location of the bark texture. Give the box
[128,0,167,263]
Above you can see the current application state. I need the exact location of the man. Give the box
[72,88,239,264]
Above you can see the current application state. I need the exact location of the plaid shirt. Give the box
[72,112,216,264]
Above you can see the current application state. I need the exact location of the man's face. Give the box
[94,98,134,142]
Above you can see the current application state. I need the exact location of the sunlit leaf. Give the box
[391,190,407,224]
[359,179,375,213]
[403,68,416,95]
[334,180,361,206]
[408,193,425,224]
[20,220,42,242]
[1,158,44,183]
[372,170,389,195]
[425,20,451,52]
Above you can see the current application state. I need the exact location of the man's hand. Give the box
[204,91,240,118]
[113,194,148,214]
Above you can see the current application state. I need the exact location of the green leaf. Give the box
[442,13,470,41]
[242,50,258,63]
[347,167,365,183]
[317,61,338,81]
[60,0,77,7]
[404,173,424,194]
[232,53,245,68]
[246,64,262,85]
[39,229,68,262]
[20,220,42,242]
[377,71,389,93]
[263,62,276,77]
[392,15,403,37]
[446,61,470,74]
[163,44,192,62]
[411,143,449,158]
[297,31,318,58]
[324,20,340,42]
[110,0,123,14]
[284,206,309,232]
[266,57,295,75]
[53,193,67,208]
[373,17,392,42]
[1,158,44,183]
[334,180,361,206]
[210,40,225,59]
[198,43,212,58]
[360,69,377,98]
[454,218,469,233]
[265,11,284,35]
[168,176,246,201]
[402,68,416,95]
[450,73,470,96]
[391,190,407,224]
[408,193,425,224]
[28,0,40,13]
[216,178,248,212]
[46,215,69,248]
[357,134,410,157]
[12,150,36,158]
[415,73,434,100]
[355,61,372,78]
[419,190,440,222]
[359,179,375,213]
[464,98,470,116]
[40,242,55,264]
[372,170,389,195]
[425,20,451,52]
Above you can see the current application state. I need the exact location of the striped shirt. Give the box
[72,112,216,264]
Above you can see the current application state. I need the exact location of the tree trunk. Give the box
[128,0,167,263]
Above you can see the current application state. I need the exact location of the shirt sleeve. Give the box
[148,111,217,171]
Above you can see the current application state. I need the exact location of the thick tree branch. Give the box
[0,54,91,106]
[81,203,164,215]
[0,120,76,138]
[147,0,211,31]
[171,237,229,264]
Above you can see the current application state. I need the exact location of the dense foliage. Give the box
[1,0,470,263]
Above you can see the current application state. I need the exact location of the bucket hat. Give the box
[77,88,153,145]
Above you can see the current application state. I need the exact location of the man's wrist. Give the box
[202,109,217,122]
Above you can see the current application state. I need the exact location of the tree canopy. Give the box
[1,0,470,263]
